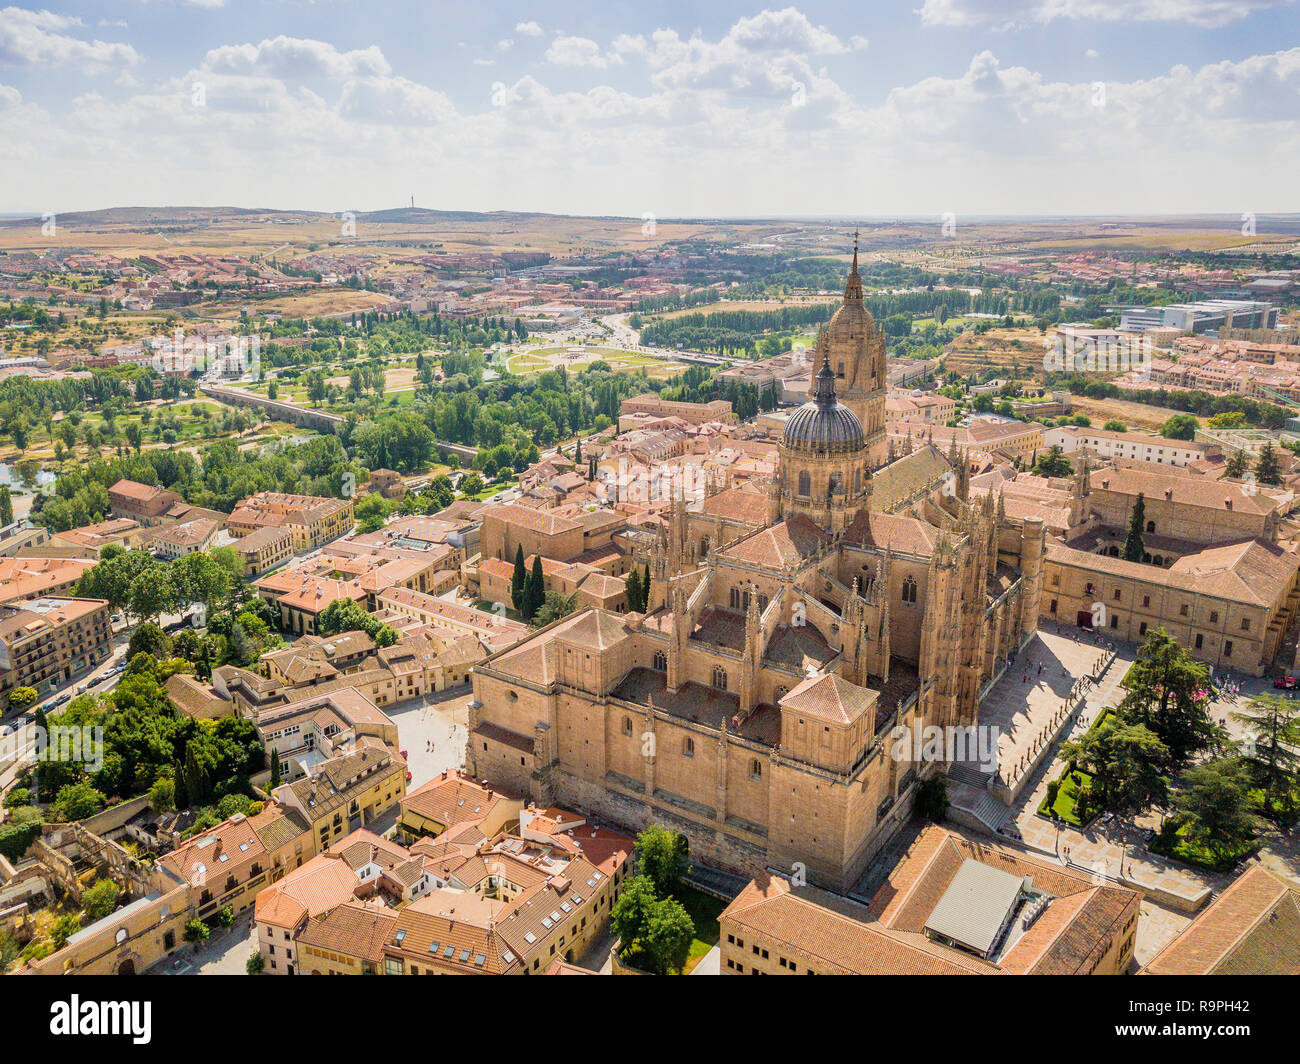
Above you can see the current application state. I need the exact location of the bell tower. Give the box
[809,231,888,469]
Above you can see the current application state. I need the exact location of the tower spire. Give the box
[844,230,863,304]
[813,348,838,405]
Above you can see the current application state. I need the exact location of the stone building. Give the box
[465,255,1044,891]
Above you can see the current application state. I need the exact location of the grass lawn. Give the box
[675,882,726,974]
[1148,821,1260,873]
[1037,767,1096,827]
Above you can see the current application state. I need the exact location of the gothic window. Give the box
[683,737,694,758]
[750,759,763,780]
[1146,520,1155,533]
[712,667,728,690]
[828,472,842,497]
[730,587,740,609]
[652,650,667,671]
[836,361,845,379]
[797,471,811,497]
[901,577,917,604]
[854,469,861,494]
[622,717,633,736]
[759,594,769,611]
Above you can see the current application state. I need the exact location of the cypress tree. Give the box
[510,544,527,611]
[1122,492,1146,563]
[625,568,641,613]
[525,555,546,620]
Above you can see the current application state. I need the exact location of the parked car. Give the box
[1274,676,1298,690]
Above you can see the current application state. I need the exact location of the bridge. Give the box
[202,384,344,432]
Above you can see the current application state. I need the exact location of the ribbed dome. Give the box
[784,354,864,453]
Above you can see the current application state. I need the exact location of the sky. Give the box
[0,0,1297,218]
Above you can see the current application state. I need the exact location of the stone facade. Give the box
[466,255,1043,892]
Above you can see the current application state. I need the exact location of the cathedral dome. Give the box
[784,355,864,454]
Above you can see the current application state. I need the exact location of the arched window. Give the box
[622,717,633,736]
[1146,520,1155,533]
[854,469,861,494]
[828,472,842,497]
[729,587,740,609]
[712,666,728,690]
[652,650,667,671]
[836,361,845,379]
[750,759,763,780]
[901,576,917,604]
[683,737,694,758]
[797,471,811,497]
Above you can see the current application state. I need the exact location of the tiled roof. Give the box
[1142,865,1300,975]
[720,514,830,569]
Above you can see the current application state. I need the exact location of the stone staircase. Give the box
[948,760,992,788]
[947,781,1012,835]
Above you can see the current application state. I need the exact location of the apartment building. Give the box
[272,737,408,852]
[0,596,112,704]
[228,491,355,550]
[233,525,295,577]
[1044,426,1213,468]
[0,556,97,602]
[108,478,183,525]
[151,517,219,560]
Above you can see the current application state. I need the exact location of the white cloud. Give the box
[202,36,392,79]
[497,38,514,52]
[0,83,21,109]
[1,9,1297,216]
[0,6,140,71]
[545,35,623,69]
[516,21,543,37]
[918,0,1294,29]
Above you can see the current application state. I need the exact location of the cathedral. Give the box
[467,246,1045,890]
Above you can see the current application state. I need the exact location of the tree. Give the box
[317,598,398,647]
[916,775,949,821]
[270,748,282,789]
[148,776,175,814]
[637,823,690,896]
[1102,420,1126,433]
[183,918,209,944]
[8,686,37,711]
[1160,414,1199,441]
[1232,694,1300,818]
[522,555,546,621]
[128,621,171,661]
[533,590,579,628]
[246,951,266,975]
[1255,444,1282,486]
[611,874,658,958]
[217,905,236,928]
[624,567,642,614]
[1116,628,1217,770]
[642,895,694,976]
[1122,492,1146,563]
[50,914,83,950]
[510,544,527,612]
[1225,449,1249,479]
[1171,759,1258,857]
[1061,715,1170,819]
[1031,444,1072,479]
[0,485,12,525]
[82,879,122,922]
[51,780,107,822]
